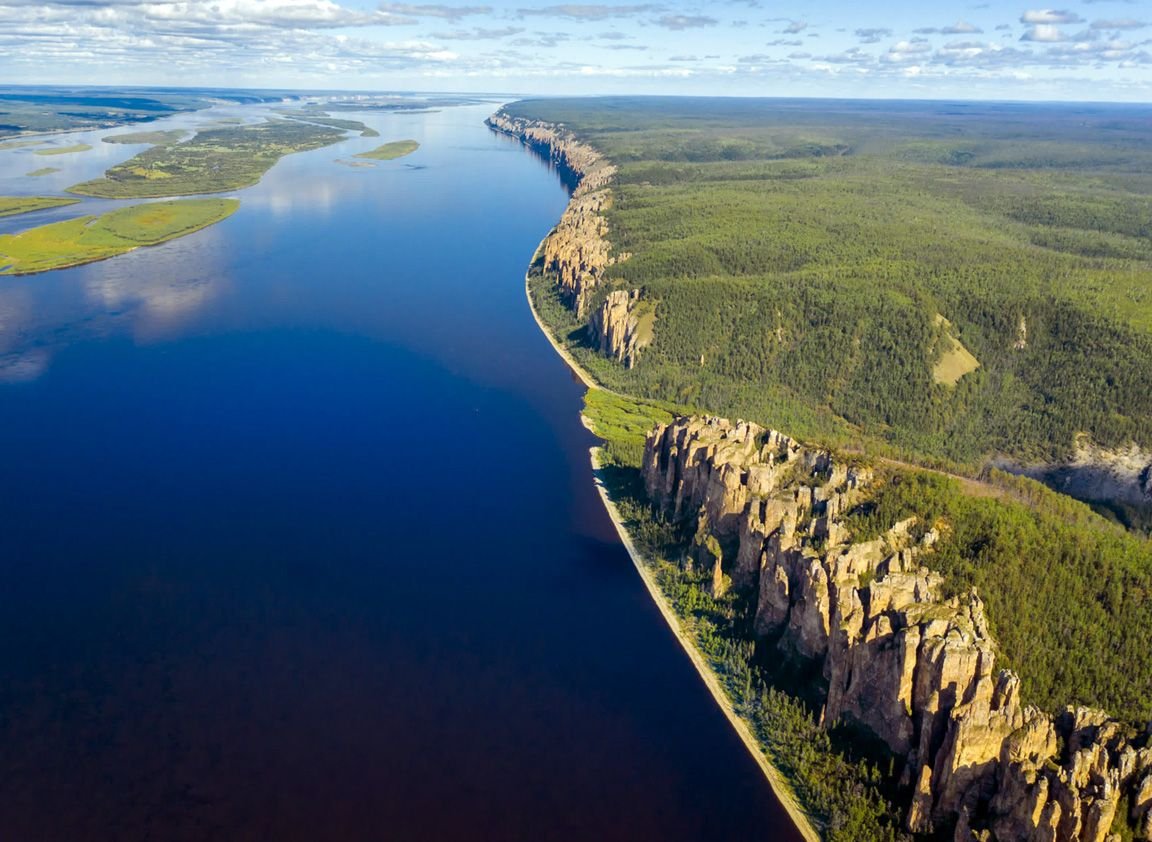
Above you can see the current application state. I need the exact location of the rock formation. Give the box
[487,112,622,317]
[588,289,655,369]
[488,111,653,367]
[641,415,1152,840]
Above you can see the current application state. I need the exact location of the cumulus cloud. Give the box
[883,38,932,61]
[781,20,806,34]
[1020,24,1068,41]
[655,14,716,30]
[1020,9,1083,24]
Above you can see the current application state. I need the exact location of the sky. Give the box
[1,0,1150,101]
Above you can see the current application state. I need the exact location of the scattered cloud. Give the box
[379,3,490,19]
[1021,24,1068,42]
[1020,9,1083,24]
[781,20,806,34]
[432,26,523,39]
[1091,18,1147,29]
[655,14,716,30]
[855,27,892,43]
[516,4,659,20]
[914,21,983,35]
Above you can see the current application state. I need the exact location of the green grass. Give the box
[102,130,188,145]
[0,140,42,150]
[25,167,60,177]
[0,196,79,218]
[34,144,91,156]
[0,198,238,275]
[354,140,419,161]
[67,120,345,198]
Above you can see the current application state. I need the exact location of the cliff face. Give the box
[488,111,652,366]
[587,289,655,369]
[487,112,618,317]
[642,416,1152,841]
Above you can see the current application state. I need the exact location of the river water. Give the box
[0,101,801,840]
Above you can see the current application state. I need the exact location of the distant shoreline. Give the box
[521,240,822,842]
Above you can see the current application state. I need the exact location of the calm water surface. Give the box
[0,103,801,841]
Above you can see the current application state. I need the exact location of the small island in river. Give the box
[0,196,79,218]
[0,198,238,275]
[354,140,419,161]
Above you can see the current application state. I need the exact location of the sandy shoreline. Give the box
[523,255,823,842]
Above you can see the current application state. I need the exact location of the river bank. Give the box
[522,241,822,842]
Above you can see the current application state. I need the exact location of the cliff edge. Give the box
[643,416,1152,841]
[487,112,653,365]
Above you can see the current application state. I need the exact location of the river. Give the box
[0,101,801,841]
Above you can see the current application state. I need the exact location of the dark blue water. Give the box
[0,103,801,841]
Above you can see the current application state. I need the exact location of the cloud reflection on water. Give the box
[0,226,231,382]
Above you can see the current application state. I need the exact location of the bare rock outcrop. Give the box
[641,415,1152,840]
[487,112,624,317]
[588,289,654,369]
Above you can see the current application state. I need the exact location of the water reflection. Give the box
[0,225,230,380]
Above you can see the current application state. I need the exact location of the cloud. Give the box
[1020,24,1068,41]
[883,38,932,62]
[668,54,697,60]
[855,27,892,43]
[516,4,659,20]
[914,21,982,34]
[655,14,716,30]
[944,20,982,33]
[765,38,802,46]
[1020,9,1083,24]
[378,3,490,19]
[431,26,523,39]
[1091,18,1147,29]
[781,20,806,34]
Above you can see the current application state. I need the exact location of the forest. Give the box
[505,98,1152,474]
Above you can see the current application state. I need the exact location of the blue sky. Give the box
[1,0,1149,100]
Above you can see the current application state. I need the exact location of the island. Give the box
[0,198,238,275]
[354,140,419,161]
[0,196,79,218]
[68,120,348,198]
[34,143,92,156]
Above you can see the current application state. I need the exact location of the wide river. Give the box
[0,101,801,840]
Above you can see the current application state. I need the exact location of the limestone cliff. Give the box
[487,112,620,318]
[642,416,1152,841]
[587,289,655,369]
[488,111,653,367]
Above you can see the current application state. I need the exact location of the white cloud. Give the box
[1021,24,1068,42]
[1021,9,1083,24]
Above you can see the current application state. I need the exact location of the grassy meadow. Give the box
[0,198,238,274]
[355,140,419,160]
[34,144,92,156]
[0,196,80,218]
[68,119,346,198]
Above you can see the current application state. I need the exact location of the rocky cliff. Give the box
[642,416,1152,841]
[587,289,655,369]
[488,111,652,366]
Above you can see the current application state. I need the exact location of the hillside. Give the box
[495,97,1152,522]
